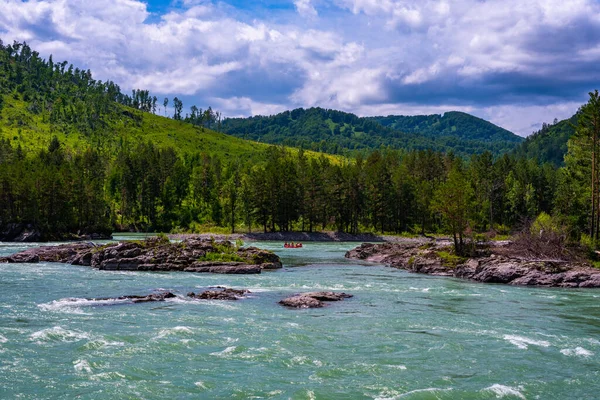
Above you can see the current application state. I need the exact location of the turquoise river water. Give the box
[1,236,600,399]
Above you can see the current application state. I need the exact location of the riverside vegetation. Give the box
[1,40,600,268]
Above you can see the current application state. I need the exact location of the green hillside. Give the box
[0,94,271,161]
[370,111,522,146]
[0,41,338,164]
[513,115,577,166]
[221,107,523,157]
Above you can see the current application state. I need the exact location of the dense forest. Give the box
[513,115,577,167]
[1,39,599,255]
[221,108,523,157]
[369,111,520,145]
[0,137,559,238]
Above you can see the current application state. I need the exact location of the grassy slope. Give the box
[0,95,340,163]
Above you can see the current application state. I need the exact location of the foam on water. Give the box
[30,326,91,344]
[74,359,93,374]
[377,387,452,399]
[81,338,125,350]
[503,334,551,350]
[156,326,194,338]
[0,335,8,344]
[90,371,126,381]
[39,297,131,313]
[210,346,237,357]
[194,381,208,390]
[385,364,407,370]
[560,347,593,357]
[484,384,526,399]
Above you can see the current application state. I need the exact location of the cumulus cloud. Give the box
[294,0,318,17]
[0,0,599,135]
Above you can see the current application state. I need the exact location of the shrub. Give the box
[436,251,466,268]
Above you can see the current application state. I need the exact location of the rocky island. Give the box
[0,236,281,274]
[346,240,600,288]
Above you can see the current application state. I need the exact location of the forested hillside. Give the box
[513,115,577,166]
[221,108,523,157]
[370,111,522,152]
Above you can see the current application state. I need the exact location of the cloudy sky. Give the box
[1,0,599,136]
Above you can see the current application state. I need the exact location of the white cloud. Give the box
[479,102,582,137]
[212,96,289,117]
[294,0,318,17]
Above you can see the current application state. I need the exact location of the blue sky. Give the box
[1,0,600,136]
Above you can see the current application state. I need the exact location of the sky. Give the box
[1,0,600,136]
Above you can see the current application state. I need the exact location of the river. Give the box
[1,237,599,399]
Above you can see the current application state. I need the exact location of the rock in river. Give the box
[279,291,353,308]
[0,236,282,275]
[187,287,250,301]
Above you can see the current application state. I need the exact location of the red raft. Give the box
[284,243,303,248]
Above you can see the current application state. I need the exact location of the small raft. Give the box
[284,243,303,248]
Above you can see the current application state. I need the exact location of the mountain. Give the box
[221,108,524,157]
[513,115,577,166]
[369,111,522,146]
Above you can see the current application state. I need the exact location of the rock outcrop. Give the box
[1,237,282,274]
[187,287,250,300]
[279,291,353,308]
[346,241,600,288]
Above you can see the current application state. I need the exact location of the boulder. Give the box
[188,287,250,301]
[279,291,353,308]
[279,295,324,308]
[300,292,353,301]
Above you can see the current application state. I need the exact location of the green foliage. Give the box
[436,250,467,268]
[432,163,474,255]
[580,233,595,252]
[530,212,561,237]
[556,91,600,242]
[198,240,246,263]
[197,252,246,263]
[222,108,523,158]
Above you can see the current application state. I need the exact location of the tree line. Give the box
[0,136,562,240]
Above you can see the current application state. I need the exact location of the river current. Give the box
[1,236,599,399]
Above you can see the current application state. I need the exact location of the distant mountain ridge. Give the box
[368,111,521,143]
[221,108,523,157]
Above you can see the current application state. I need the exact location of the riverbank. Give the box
[346,239,600,288]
